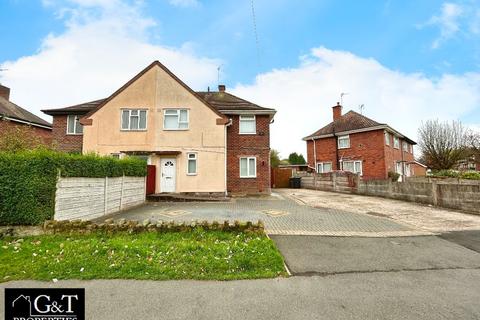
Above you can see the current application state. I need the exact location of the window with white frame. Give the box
[187,153,197,175]
[67,115,84,135]
[409,144,413,153]
[338,135,350,149]
[405,163,412,177]
[239,115,256,134]
[342,160,362,175]
[402,141,408,152]
[164,109,189,130]
[393,136,400,149]
[317,162,332,173]
[240,157,256,178]
[385,131,390,146]
[121,109,147,130]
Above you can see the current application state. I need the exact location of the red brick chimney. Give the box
[0,85,10,101]
[332,102,342,121]
[218,84,226,92]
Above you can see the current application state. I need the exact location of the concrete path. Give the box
[280,188,480,233]
[2,269,479,320]
[108,193,425,237]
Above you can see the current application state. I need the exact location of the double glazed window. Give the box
[240,157,256,178]
[338,135,350,149]
[67,115,83,135]
[385,131,390,146]
[239,115,256,134]
[342,160,362,175]
[187,153,197,175]
[121,109,147,130]
[317,162,332,173]
[164,109,189,130]
[403,142,408,152]
[393,136,400,149]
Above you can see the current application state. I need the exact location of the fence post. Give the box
[431,180,438,206]
[388,179,393,198]
[104,176,108,215]
[332,172,337,192]
[120,175,125,211]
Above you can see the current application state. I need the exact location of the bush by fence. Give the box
[0,150,147,225]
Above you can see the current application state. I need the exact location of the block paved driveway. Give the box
[108,191,427,236]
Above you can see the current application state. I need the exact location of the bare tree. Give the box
[418,119,470,170]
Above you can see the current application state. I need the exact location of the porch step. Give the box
[147,193,231,202]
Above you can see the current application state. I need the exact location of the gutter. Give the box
[224,118,233,197]
[0,115,52,130]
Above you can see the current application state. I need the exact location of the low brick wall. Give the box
[54,176,146,221]
[299,172,480,214]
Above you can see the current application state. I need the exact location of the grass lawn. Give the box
[0,229,287,282]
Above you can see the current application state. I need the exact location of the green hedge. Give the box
[0,150,147,225]
[431,169,480,180]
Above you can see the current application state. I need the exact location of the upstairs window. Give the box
[240,157,256,178]
[239,115,256,134]
[403,141,408,152]
[187,153,197,175]
[385,131,390,146]
[338,135,350,149]
[317,162,332,173]
[121,109,147,130]
[67,115,84,135]
[393,136,400,149]
[164,109,189,130]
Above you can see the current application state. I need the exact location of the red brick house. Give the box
[42,61,275,195]
[303,103,417,181]
[0,84,52,147]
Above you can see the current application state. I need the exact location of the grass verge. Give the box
[0,229,287,282]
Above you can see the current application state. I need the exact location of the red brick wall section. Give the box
[383,133,415,177]
[0,119,52,146]
[226,115,271,194]
[51,115,83,152]
[306,129,416,180]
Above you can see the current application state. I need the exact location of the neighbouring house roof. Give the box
[42,99,105,116]
[196,91,276,115]
[0,96,52,129]
[303,110,416,144]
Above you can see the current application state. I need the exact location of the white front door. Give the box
[160,158,176,192]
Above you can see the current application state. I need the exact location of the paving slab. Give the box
[271,235,480,275]
[2,270,480,320]
[107,194,423,236]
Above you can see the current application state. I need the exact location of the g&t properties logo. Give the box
[4,288,85,320]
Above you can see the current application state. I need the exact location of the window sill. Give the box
[240,176,257,179]
[120,129,147,132]
[239,132,257,135]
[338,146,350,150]
[66,133,83,136]
[163,128,189,131]
[186,173,197,176]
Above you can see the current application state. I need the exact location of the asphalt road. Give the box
[270,235,480,275]
[439,230,480,253]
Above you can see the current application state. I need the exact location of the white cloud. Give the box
[0,0,218,119]
[232,47,480,158]
[168,0,199,8]
[422,1,480,49]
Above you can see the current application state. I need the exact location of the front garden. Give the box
[1,227,286,282]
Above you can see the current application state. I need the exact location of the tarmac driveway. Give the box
[109,192,421,236]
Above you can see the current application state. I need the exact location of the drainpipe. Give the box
[224,118,233,197]
[401,139,405,182]
[311,138,317,172]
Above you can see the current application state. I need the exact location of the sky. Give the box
[1,0,479,158]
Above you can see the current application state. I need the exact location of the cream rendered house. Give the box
[81,61,229,194]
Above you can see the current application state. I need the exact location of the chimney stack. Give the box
[0,85,10,101]
[218,84,226,92]
[332,102,342,121]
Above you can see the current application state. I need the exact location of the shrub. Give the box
[432,169,459,178]
[460,171,480,180]
[0,150,147,225]
[387,171,400,181]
